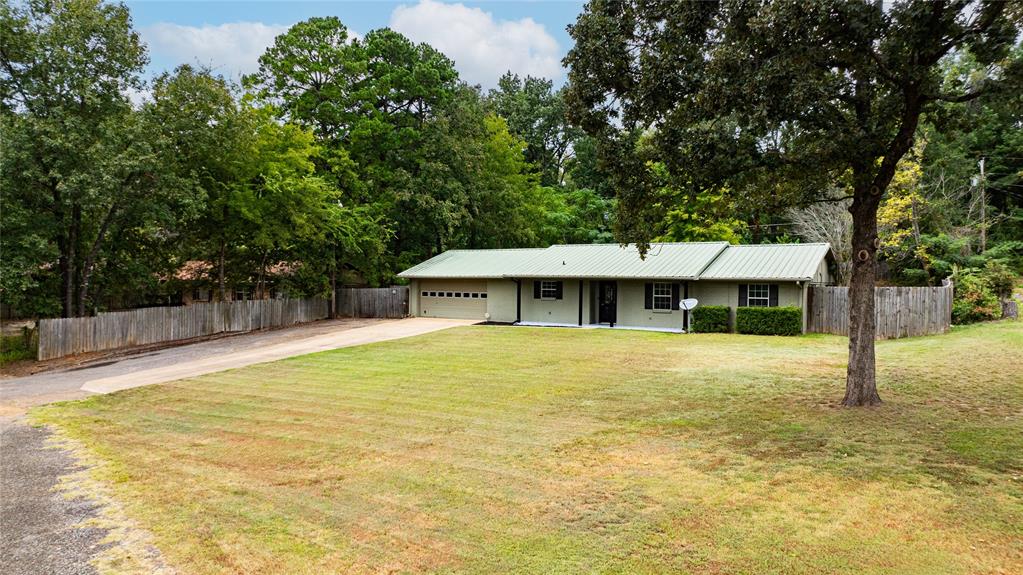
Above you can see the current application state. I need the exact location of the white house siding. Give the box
[411,277,813,332]
[690,280,803,330]
[409,279,419,316]
[486,279,518,323]
[811,258,830,284]
[616,280,688,330]
[520,279,582,325]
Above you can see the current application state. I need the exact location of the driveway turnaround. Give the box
[1,317,476,413]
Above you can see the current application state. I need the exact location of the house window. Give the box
[747,284,770,307]
[234,290,249,301]
[446,292,453,297]
[463,292,470,298]
[192,288,210,302]
[653,282,672,311]
[480,292,487,299]
[541,280,559,300]
[470,293,478,298]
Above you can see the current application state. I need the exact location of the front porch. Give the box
[516,278,691,332]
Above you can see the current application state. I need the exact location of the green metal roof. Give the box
[397,242,832,281]
[514,242,728,279]
[699,243,832,281]
[396,248,546,279]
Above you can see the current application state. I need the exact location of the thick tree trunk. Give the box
[218,239,227,302]
[844,192,882,406]
[329,245,337,319]
[51,184,72,318]
[64,204,80,317]
[77,204,118,317]
[57,234,70,318]
[841,83,922,407]
[257,252,268,300]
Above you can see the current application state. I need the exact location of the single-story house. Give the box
[397,242,835,333]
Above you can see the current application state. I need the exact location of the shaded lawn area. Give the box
[32,321,1023,574]
[0,333,35,365]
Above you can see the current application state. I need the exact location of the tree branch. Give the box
[806,194,855,205]
[924,85,989,103]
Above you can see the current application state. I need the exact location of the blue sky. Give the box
[125,1,585,88]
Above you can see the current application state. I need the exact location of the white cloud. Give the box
[390,0,563,88]
[139,22,292,78]
[124,85,151,108]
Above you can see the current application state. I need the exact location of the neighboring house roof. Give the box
[171,260,300,282]
[399,242,832,282]
[699,243,833,281]
[174,260,213,281]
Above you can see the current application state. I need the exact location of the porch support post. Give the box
[514,279,521,323]
[800,281,808,334]
[578,280,583,326]
[683,281,690,331]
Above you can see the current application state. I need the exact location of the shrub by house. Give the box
[692,305,730,333]
[736,306,802,336]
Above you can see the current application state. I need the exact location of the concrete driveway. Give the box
[0,316,476,575]
[1,317,476,414]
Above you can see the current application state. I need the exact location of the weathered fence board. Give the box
[807,285,952,339]
[336,287,408,319]
[38,298,329,361]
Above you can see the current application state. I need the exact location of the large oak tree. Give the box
[565,0,1022,406]
[1,0,195,317]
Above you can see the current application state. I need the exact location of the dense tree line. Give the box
[0,1,612,318]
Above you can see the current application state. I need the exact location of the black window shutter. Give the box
[671,283,681,310]
[739,284,748,307]
[769,284,779,307]
[533,281,541,299]
[644,283,653,309]
[554,281,563,300]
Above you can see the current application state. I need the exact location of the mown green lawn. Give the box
[33,321,1023,574]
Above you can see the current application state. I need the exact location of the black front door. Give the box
[598,281,617,325]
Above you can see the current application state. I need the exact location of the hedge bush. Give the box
[951,273,1000,324]
[735,306,802,336]
[691,305,730,333]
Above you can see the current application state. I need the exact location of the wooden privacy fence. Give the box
[807,284,952,339]
[336,287,408,319]
[38,298,329,360]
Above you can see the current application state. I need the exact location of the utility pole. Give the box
[978,157,986,253]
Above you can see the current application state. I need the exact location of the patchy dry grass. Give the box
[32,321,1023,574]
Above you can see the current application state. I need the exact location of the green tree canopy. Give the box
[565,0,1023,405]
[487,73,583,187]
[1,0,198,317]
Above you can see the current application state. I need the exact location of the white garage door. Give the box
[418,280,488,319]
